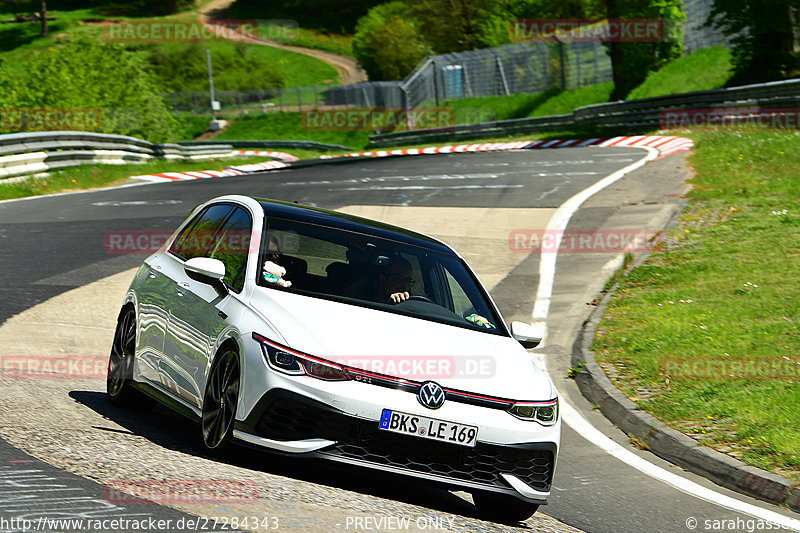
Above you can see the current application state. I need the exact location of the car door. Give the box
[163,205,253,410]
[132,253,172,384]
[140,203,234,404]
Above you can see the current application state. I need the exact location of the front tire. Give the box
[201,347,240,452]
[472,491,539,523]
[107,307,155,409]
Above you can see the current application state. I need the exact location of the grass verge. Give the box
[593,128,800,485]
[627,47,733,100]
[440,82,615,123]
[0,154,317,201]
[0,8,340,87]
[214,113,370,150]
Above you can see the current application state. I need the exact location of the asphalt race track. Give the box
[0,148,797,533]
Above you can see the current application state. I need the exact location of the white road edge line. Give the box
[560,400,800,530]
[530,146,659,341]
[531,147,800,530]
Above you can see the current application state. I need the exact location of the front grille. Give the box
[254,397,554,492]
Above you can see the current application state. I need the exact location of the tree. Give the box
[353,2,431,80]
[41,1,47,37]
[603,0,684,99]
[512,0,606,19]
[708,0,799,83]
[0,36,178,141]
[404,0,514,53]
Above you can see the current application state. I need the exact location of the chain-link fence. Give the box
[166,40,613,115]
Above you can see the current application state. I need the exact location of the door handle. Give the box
[177,282,189,295]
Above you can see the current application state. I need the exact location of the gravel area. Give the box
[0,377,582,533]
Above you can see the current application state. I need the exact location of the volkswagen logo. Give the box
[418,381,445,409]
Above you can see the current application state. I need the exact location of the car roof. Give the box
[255,197,455,255]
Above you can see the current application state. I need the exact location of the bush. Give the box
[353,1,431,81]
[0,36,178,141]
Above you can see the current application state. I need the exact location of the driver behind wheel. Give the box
[381,255,415,303]
[344,255,414,304]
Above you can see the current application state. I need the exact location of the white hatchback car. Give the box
[107,195,560,522]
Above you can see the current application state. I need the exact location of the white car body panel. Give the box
[115,195,561,510]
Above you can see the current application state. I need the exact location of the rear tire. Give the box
[201,347,240,453]
[107,306,155,410]
[472,491,539,523]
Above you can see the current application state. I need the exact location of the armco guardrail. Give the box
[0,131,235,180]
[368,78,800,147]
[177,140,353,151]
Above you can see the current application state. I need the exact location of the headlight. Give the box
[508,398,558,425]
[252,333,350,381]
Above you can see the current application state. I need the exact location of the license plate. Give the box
[379,409,478,448]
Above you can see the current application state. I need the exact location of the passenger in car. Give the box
[262,235,292,288]
[344,255,414,304]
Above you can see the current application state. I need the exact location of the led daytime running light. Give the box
[508,398,559,425]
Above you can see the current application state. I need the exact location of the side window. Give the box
[444,268,473,316]
[208,207,252,293]
[170,204,234,260]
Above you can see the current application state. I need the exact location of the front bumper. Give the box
[234,389,556,503]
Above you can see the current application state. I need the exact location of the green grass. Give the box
[209,0,355,56]
[215,112,369,150]
[627,47,733,100]
[442,90,561,122]
[439,83,615,124]
[0,154,309,200]
[529,82,615,116]
[174,113,214,140]
[0,8,340,87]
[593,129,800,484]
[0,9,101,73]
[266,26,353,57]
[233,42,337,86]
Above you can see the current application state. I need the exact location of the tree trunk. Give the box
[41,1,48,37]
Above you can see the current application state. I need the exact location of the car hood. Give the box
[249,288,555,401]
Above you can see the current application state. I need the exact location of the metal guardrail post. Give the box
[432,59,440,106]
[593,42,600,84]
[495,55,510,96]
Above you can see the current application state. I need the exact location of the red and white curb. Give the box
[320,135,694,161]
[132,153,294,183]
[131,136,692,183]
[132,161,288,183]
[232,150,299,162]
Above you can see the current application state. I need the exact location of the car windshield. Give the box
[258,217,506,335]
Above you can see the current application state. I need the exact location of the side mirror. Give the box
[184,257,227,298]
[511,321,543,349]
